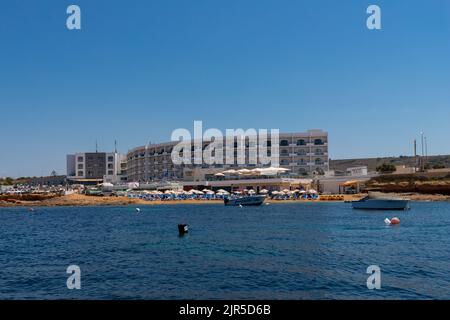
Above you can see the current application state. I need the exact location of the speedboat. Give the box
[224,195,266,206]
[352,193,410,210]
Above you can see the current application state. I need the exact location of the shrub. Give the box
[376,163,397,173]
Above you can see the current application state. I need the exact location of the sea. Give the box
[0,202,449,299]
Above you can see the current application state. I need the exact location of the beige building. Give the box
[126,129,329,182]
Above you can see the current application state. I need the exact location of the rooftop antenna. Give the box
[414,139,417,172]
[114,140,117,153]
[420,131,424,171]
[96,140,98,153]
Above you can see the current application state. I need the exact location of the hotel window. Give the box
[315,158,323,165]
[108,156,114,162]
[77,164,83,169]
[297,139,306,146]
[280,159,289,165]
[315,148,324,155]
[314,139,324,145]
[77,156,83,162]
[108,170,114,175]
[77,171,83,176]
[281,149,289,156]
[298,159,306,165]
[108,164,113,169]
[297,149,306,156]
[280,140,289,146]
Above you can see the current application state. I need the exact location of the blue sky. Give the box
[0,0,449,177]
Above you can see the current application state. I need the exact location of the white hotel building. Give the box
[126,129,329,183]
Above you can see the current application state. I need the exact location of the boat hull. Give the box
[224,195,266,206]
[352,199,410,210]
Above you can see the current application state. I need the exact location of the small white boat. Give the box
[352,193,410,211]
[224,195,266,206]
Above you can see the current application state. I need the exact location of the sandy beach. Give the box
[0,192,448,207]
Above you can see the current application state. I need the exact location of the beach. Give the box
[0,192,448,207]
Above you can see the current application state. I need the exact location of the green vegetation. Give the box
[376,163,397,173]
[0,176,32,185]
[0,177,14,185]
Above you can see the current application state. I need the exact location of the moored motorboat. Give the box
[224,195,266,206]
[352,193,410,210]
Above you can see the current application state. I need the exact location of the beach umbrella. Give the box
[299,190,307,194]
[99,182,114,187]
[259,189,269,194]
[206,190,215,195]
[214,173,225,177]
[128,182,139,189]
[257,167,290,176]
[202,188,211,192]
[308,189,317,194]
[282,189,290,193]
[223,169,237,174]
[248,189,256,194]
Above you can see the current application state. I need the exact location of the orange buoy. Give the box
[390,217,400,225]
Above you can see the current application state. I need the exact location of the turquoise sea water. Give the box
[0,202,449,299]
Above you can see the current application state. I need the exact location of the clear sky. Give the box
[0,0,449,177]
